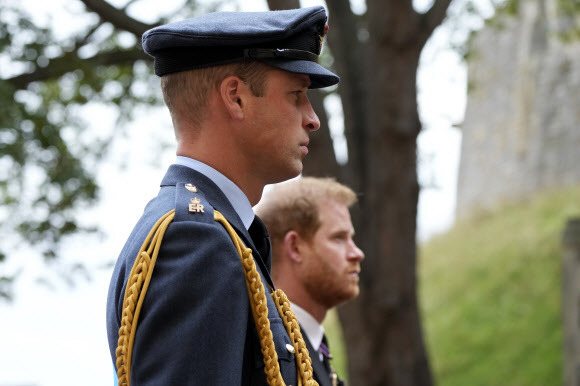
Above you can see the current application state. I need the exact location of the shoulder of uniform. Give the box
[173,182,215,224]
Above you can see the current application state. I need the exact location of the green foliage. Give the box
[419,186,580,385]
[439,0,509,62]
[0,275,15,301]
[0,3,163,300]
[494,0,519,18]
[0,0,233,300]
[477,0,580,41]
[557,0,580,41]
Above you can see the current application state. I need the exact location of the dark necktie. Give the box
[248,215,271,268]
[320,335,342,386]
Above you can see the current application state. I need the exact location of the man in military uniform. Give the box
[106,6,339,385]
[255,177,365,386]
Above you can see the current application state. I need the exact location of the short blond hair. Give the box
[161,61,272,131]
[256,177,357,243]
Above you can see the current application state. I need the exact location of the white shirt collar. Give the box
[290,302,325,352]
[175,156,255,230]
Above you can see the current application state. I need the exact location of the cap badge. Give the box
[185,183,198,193]
[318,24,329,54]
[189,197,205,213]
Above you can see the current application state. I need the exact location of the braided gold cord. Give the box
[116,210,175,386]
[214,210,318,386]
[271,289,318,386]
[215,211,284,385]
[115,208,318,386]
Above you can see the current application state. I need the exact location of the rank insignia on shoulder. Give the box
[189,197,205,213]
[185,183,198,193]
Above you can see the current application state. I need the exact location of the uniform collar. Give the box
[290,302,325,352]
[175,156,254,230]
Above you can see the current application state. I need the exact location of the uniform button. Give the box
[285,343,295,353]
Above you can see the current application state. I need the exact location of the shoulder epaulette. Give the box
[173,182,214,224]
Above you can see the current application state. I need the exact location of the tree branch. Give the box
[266,0,300,10]
[420,0,454,44]
[383,0,418,27]
[79,0,157,37]
[73,22,104,52]
[326,0,369,189]
[6,48,150,90]
[121,0,141,11]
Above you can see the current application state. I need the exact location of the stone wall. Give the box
[456,0,580,219]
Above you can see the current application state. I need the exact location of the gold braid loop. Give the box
[214,210,318,386]
[115,208,318,386]
[215,211,284,385]
[271,289,318,386]
[116,210,175,386]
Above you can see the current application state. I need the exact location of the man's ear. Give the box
[283,230,304,264]
[219,75,248,120]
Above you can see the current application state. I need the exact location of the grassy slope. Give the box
[419,186,580,386]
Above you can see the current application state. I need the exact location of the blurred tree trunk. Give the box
[269,0,453,385]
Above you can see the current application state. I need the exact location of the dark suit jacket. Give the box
[303,332,333,386]
[303,331,347,386]
[106,164,297,385]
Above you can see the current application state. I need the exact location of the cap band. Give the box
[244,48,319,63]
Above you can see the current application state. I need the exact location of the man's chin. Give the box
[333,288,360,306]
[270,165,303,185]
[344,286,360,301]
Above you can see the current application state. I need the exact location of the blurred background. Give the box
[1,0,578,385]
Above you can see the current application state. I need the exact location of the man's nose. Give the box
[347,240,365,262]
[303,99,320,132]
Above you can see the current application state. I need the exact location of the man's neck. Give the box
[176,147,265,206]
[290,302,325,351]
[276,280,327,323]
[174,156,255,230]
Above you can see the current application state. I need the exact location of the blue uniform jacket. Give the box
[106,164,297,385]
